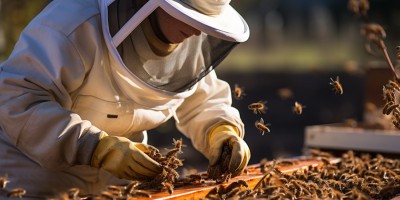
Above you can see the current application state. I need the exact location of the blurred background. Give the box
[0,0,399,173]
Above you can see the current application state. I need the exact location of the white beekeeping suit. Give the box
[0,0,250,198]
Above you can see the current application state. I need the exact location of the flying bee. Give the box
[349,0,369,16]
[255,118,271,135]
[0,175,10,189]
[292,101,306,115]
[172,138,185,152]
[7,188,26,198]
[233,84,246,100]
[359,0,370,16]
[248,101,268,114]
[348,0,360,16]
[277,87,294,100]
[330,76,343,95]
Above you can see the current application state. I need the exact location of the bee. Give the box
[226,187,241,198]
[255,118,270,135]
[224,180,248,195]
[330,76,343,95]
[188,174,203,183]
[7,188,26,198]
[0,175,10,189]
[248,101,268,114]
[277,87,294,100]
[348,0,360,16]
[125,181,140,194]
[233,84,246,100]
[292,101,305,115]
[205,186,220,199]
[382,101,399,115]
[67,188,80,199]
[386,80,400,91]
[106,185,124,197]
[382,86,395,102]
[172,138,185,152]
[169,156,184,167]
[237,180,249,188]
[359,0,370,15]
[277,160,297,167]
[348,0,369,16]
[162,182,174,194]
[166,148,182,158]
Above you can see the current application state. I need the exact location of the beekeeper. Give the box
[0,0,250,198]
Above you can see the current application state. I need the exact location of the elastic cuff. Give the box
[208,123,240,142]
[75,129,108,165]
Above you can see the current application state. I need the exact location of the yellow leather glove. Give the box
[91,134,163,180]
[208,124,251,177]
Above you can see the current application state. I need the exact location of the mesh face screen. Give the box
[108,0,238,93]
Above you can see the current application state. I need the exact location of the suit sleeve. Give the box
[0,22,103,169]
[175,70,245,160]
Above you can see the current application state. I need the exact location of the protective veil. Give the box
[101,0,249,94]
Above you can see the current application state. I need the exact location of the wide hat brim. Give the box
[160,0,250,42]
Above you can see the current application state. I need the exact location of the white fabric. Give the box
[110,0,249,46]
[0,0,244,198]
[181,0,230,15]
[162,0,249,42]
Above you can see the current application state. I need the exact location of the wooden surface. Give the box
[142,157,340,200]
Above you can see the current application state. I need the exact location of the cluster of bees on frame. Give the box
[232,75,343,135]
[138,138,184,194]
[349,0,400,130]
[203,149,400,199]
[46,138,185,199]
[207,142,234,184]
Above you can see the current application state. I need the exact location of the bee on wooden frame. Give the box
[386,80,400,91]
[330,76,344,95]
[248,101,268,114]
[292,101,306,115]
[67,188,80,199]
[255,118,271,135]
[162,182,174,194]
[233,84,246,100]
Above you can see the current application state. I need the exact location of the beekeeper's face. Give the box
[155,8,201,44]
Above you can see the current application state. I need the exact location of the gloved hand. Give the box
[91,134,163,180]
[208,124,251,177]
